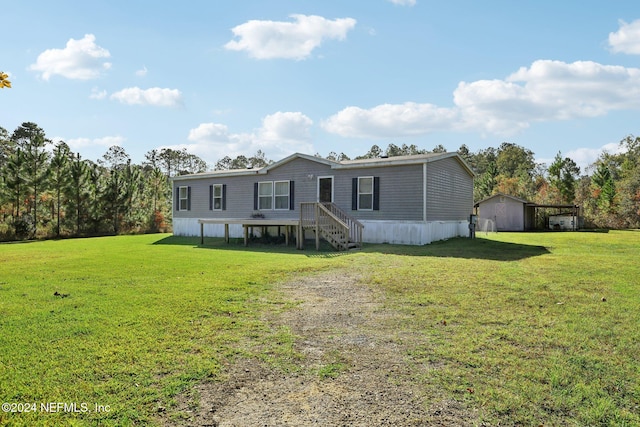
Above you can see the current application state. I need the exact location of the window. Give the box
[352,177,379,211]
[212,184,223,210]
[258,182,273,210]
[274,181,290,210]
[178,186,190,211]
[209,184,227,211]
[254,181,294,210]
[358,177,373,210]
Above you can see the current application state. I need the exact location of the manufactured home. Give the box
[171,152,474,248]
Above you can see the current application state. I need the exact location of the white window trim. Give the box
[258,181,273,210]
[358,176,374,211]
[179,186,189,211]
[212,184,223,211]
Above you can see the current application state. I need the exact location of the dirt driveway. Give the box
[163,269,480,426]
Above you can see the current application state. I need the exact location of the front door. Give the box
[318,176,333,203]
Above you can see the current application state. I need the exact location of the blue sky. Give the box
[2,1,640,172]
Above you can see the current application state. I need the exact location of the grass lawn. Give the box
[0,234,353,426]
[0,231,638,426]
[362,230,640,426]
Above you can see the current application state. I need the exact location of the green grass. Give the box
[0,234,352,426]
[0,231,638,426]
[361,231,640,426]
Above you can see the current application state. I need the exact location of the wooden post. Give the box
[315,203,320,251]
[285,225,289,246]
[299,205,304,250]
[224,223,229,243]
[244,225,249,246]
[200,222,204,245]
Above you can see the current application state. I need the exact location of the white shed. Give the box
[475,193,581,232]
[474,193,535,232]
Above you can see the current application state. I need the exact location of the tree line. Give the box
[0,122,207,240]
[460,138,640,229]
[1,121,639,240]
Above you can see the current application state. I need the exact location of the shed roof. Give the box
[474,193,579,209]
[474,193,532,207]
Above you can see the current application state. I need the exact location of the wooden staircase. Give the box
[300,202,364,251]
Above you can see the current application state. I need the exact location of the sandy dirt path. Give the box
[162,270,478,426]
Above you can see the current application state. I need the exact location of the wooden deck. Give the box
[197,218,301,248]
[197,203,363,251]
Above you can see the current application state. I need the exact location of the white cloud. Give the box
[29,34,111,80]
[260,111,313,142]
[388,0,417,6]
[323,102,458,138]
[89,87,107,100]
[456,60,640,134]
[110,87,183,107]
[178,112,314,163]
[62,135,125,150]
[135,66,148,77]
[538,142,628,173]
[188,123,232,144]
[324,60,640,139]
[565,142,627,172]
[224,14,356,60]
[608,19,640,54]
[453,79,534,134]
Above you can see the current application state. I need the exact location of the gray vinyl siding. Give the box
[173,158,332,220]
[173,155,472,223]
[333,164,423,221]
[426,157,473,221]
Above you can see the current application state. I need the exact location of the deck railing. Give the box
[299,202,363,250]
[321,202,364,247]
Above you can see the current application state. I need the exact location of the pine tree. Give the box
[548,152,580,204]
[65,154,90,235]
[3,149,25,219]
[591,162,616,213]
[49,142,71,237]
[12,123,50,237]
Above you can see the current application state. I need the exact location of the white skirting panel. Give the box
[173,218,470,246]
[172,218,245,238]
[360,220,469,245]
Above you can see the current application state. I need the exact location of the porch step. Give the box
[300,202,364,251]
[309,228,361,251]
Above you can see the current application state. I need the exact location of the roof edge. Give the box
[259,152,337,173]
[172,151,476,180]
[334,152,475,177]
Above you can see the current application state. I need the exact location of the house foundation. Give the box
[173,217,469,246]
